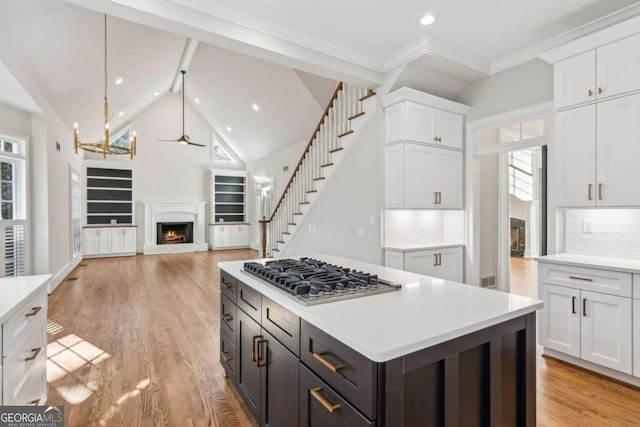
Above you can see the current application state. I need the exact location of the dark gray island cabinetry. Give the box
[218,256,542,426]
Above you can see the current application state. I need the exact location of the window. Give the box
[479,118,545,148]
[0,134,27,277]
[71,171,82,259]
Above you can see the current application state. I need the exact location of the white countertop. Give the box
[536,253,640,273]
[0,274,51,323]
[218,255,541,362]
[384,242,465,252]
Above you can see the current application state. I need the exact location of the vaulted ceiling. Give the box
[1,0,640,162]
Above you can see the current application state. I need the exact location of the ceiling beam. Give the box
[171,38,200,93]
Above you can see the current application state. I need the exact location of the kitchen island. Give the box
[218,255,542,426]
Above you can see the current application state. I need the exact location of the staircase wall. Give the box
[280,103,384,264]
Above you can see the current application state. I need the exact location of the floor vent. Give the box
[481,275,496,288]
[67,277,78,281]
[79,263,88,267]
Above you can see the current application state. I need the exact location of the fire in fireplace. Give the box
[157,222,194,245]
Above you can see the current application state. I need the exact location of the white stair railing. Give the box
[259,83,373,257]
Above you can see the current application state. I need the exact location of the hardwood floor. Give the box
[47,251,640,426]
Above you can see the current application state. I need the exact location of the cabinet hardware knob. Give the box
[221,351,231,362]
[433,136,438,142]
[25,306,42,317]
[582,298,587,317]
[312,352,344,372]
[588,184,593,201]
[310,387,342,413]
[569,276,593,282]
[222,313,233,322]
[252,335,263,362]
[572,296,576,314]
[222,282,233,289]
[588,89,593,96]
[598,183,603,201]
[257,339,267,367]
[25,347,42,362]
[598,87,603,94]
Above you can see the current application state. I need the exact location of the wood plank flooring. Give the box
[47,251,640,426]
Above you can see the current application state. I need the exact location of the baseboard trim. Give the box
[48,256,83,294]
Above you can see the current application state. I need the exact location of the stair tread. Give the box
[277,240,285,244]
[360,91,376,101]
[320,163,334,168]
[328,147,344,153]
[338,130,354,138]
[348,112,365,120]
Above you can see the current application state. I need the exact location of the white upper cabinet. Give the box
[434,110,464,150]
[434,149,464,209]
[554,50,596,109]
[404,102,436,144]
[383,144,405,209]
[404,144,436,208]
[554,33,640,109]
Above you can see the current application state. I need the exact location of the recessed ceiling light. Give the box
[115,77,124,85]
[252,103,260,112]
[118,111,124,117]
[226,126,232,132]
[154,91,160,97]
[195,98,200,104]
[420,14,435,26]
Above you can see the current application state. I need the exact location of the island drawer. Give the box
[220,270,237,302]
[220,294,237,343]
[262,296,300,357]
[539,263,632,297]
[220,329,237,381]
[301,320,377,420]
[3,288,47,355]
[300,364,374,427]
[238,280,262,322]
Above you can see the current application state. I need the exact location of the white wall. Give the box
[281,104,384,264]
[479,154,499,280]
[391,64,469,101]
[457,59,553,121]
[0,102,31,135]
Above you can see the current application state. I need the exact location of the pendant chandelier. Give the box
[74,14,136,159]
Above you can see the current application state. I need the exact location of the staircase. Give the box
[259,83,376,257]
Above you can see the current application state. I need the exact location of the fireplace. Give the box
[510,217,525,258]
[141,201,207,255]
[157,222,193,245]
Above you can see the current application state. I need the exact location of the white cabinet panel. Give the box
[402,247,463,282]
[83,227,135,257]
[384,103,405,144]
[554,105,597,207]
[384,144,405,208]
[554,50,596,109]
[405,102,436,144]
[82,228,111,256]
[538,263,632,298]
[404,144,435,208]
[436,247,463,282]
[597,33,640,100]
[213,226,232,248]
[404,251,435,277]
[434,110,463,150]
[596,93,640,206]
[580,290,632,374]
[633,299,639,378]
[231,225,249,247]
[211,225,249,249]
[539,284,581,358]
[111,228,136,254]
[634,274,640,299]
[434,150,463,209]
[384,250,404,270]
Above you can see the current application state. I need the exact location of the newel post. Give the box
[259,216,268,258]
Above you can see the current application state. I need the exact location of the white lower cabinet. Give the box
[539,263,633,375]
[634,298,640,378]
[385,246,463,282]
[83,227,136,257]
[210,224,250,249]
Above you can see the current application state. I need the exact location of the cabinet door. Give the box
[123,228,136,253]
[213,226,231,248]
[554,50,596,109]
[434,149,463,209]
[596,93,640,206]
[384,250,404,270]
[434,110,463,150]
[261,330,299,427]
[405,102,436,143]
[384,144,405,208]
[97,229,111,254]
[236,309,262,423]
[634,299,639,378]
[404,250,436,277]
[554,105,597,207]
[110,228,134,253]
[435,247,463,282]
[384,102,405,144]
[405,144,436,208]
[82,229,99,255]
[580,290,632,374]
[538,284,581,358]
[597,33,640,100]
[231,225,249,247]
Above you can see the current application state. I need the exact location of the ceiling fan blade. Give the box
[186,141,206,147]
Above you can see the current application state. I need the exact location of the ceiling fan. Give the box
[158,70,205,147]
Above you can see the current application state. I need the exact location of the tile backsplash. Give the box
[563,209,640,259]
[385,210,464,246]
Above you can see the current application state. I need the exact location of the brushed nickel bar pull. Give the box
[25,306,42,317]
[252,335,263,362]
[598,183,603,201]
[312,352,344,372]
[434,254,438,266]
[572,296,576,314]
[310,387,341,413]
[222,313,233,322]
[569,276,593,282]
[437,192,442,205]
[221,351,231,362]
[434,192,438,204]
[257,339,267,368]
[588,184,593,201]
[583,298,587,317]
[222,282,233,289]
[25,347,42,362]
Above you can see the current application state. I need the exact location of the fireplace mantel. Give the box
[141,202,208,254]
